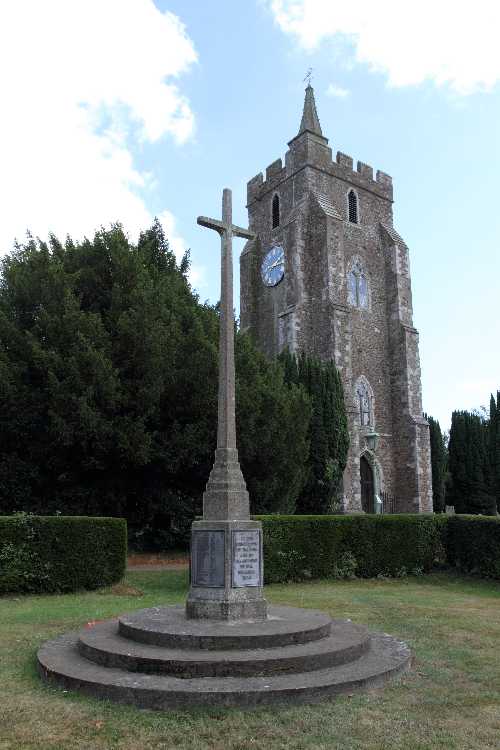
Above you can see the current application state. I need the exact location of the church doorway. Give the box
[360,455,375,513]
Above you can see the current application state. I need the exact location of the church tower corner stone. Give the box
[240,86,433,514]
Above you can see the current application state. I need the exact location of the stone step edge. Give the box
[77,620,370,678]
[118,605,333,650]
[38,631,412,710]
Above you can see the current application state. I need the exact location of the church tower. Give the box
[240,85,433,513]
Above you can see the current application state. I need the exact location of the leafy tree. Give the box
[0,224,313,544]
[0,224,220,544]
[425,414,447,512]
[279,350,349,513]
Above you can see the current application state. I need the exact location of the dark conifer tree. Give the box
[236,336,310,515]
[425,414,447,512]
[280,350,349,513]
[489,392,500,513]
[0,225,312,545]
[447,410,496,515]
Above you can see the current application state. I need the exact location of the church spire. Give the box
[298,84,323,137]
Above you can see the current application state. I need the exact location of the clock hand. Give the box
[268,258,283,270]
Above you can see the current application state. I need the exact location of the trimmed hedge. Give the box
[0,514,127,594]
[446,515,500,579]
[257,514,448,583]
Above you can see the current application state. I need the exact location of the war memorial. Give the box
[37,187,411,709]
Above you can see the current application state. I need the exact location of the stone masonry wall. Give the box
[240,113,432,513]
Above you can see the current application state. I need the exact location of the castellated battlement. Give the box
[247,149,392,206]
[265,158,283,180]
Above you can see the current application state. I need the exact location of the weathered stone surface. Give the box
[37,604,412,709]
[77,618,369,677]
[118,605,333,650]
[241,85,432,514]
[186,519,267,621]
[187,189,268,620]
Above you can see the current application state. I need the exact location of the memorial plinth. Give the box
[186,519,266,620]
[37,606,412,709]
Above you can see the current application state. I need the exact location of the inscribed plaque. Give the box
[191,530,225,587]
[232,530,261,587]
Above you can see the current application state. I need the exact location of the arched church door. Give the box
[360,455,374,513]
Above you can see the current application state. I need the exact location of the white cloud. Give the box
[326,84,349,98]
[269,0,500,94]
[0,0,197,265]
[159,209,206,288]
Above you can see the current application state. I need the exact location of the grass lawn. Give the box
[1,570,499,750]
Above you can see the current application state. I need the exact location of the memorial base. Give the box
[37,604,412,709]
[186,519,267,621]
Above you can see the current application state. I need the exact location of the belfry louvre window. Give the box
[348,189,358,224]
[272,194,280,229]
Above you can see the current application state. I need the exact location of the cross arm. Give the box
[197,216,225,235]
[232,225,255,241]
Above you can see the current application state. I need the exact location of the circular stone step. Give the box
[78,619,369,678]
[118,605,332,650]
[37,630,411,710]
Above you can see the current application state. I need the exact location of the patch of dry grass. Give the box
[0,570,499,750]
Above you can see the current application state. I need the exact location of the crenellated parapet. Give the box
[332,152,392,200]
[247,148,393,206]
[247,159,287,205]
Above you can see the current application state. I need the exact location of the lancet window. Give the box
[347,259,369,309]
[355,378,373,427]
[347,189,359,224]
[272,194,280,229]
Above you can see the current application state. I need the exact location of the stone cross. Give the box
[197,189,255,520]
[186,188,267,620]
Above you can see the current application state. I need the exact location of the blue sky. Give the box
[1,0,499,430]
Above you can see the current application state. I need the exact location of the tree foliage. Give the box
[236,336,310,515]
[279,350,349,513]
[447,410,496,515]
[0,224,312,545]
[424,414,447,513]
[489,392,500,513]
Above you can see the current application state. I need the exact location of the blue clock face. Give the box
[261,245,285,287]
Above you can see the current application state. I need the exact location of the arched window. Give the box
[272,194,280,229]
[347,259,369,309]
[355,378,373,427]
[347,189,358,224]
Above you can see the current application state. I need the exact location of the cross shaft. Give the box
[197,189,254,454]
[196,188,255,520]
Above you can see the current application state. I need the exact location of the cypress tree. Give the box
[425,414,446,512]
[448,410,496,515]
[235,335,310,515]
[280,350,349,513]
[489,392,500,513]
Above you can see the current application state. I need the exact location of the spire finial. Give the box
[303,67,313,87]
[298,80,323,137]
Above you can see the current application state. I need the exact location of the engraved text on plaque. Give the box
[232,530,261,587]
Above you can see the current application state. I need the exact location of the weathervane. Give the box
[303,67,313,86]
